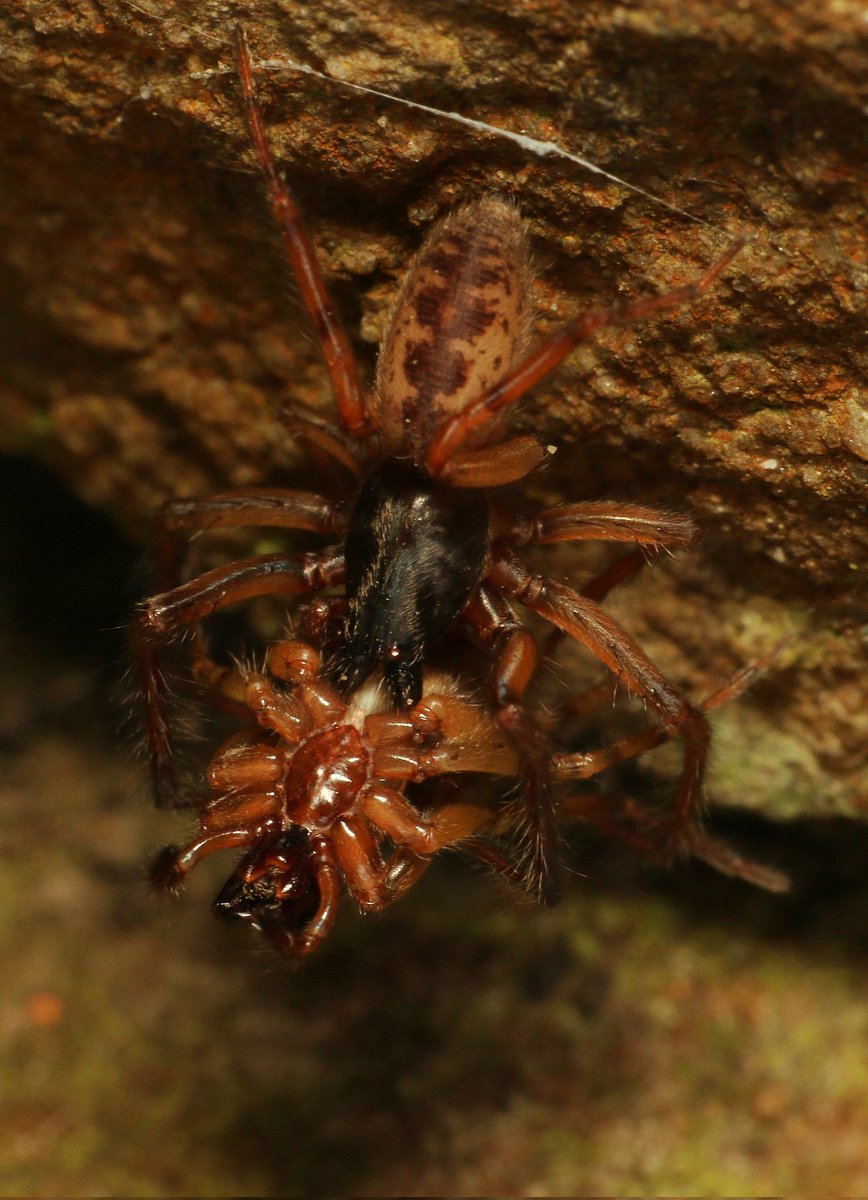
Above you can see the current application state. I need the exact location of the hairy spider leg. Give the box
[141,492,343,807]
[136,547,344,806]
[235,25,370,437]
[487,550,710,861]
[504,500,698,661]
[460,585,562,905]
[458,549,677,888]
[552,650,781,783]
[153,488,343,592]
[467,505,697,897]
[543,544,654,663]
[425,238,746,476]
[552,655,793,888]
[281,403,366,482]
[467,650,788,893]
[506,500,698,550]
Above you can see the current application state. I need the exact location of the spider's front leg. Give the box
[501,499,698,659]
[135,547,344,806]
[488,549,711,861]
[504,499,698,554]
[152,487,344,591]
[461,586,562,906]
[235,25,371,439]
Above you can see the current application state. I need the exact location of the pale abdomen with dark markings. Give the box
[373,197,533,462]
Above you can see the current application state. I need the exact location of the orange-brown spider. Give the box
[136,26,748,905]
[151,638,787,957]
[151,638,517,955]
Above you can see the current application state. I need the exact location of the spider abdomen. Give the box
[374,197,533,461]
[338,458,491,707]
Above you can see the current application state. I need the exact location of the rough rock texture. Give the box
[1,0,866,817]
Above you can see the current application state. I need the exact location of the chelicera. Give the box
[151,637,787,958]
[136,26,747,905]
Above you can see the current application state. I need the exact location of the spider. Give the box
[150,636,518,956]
[151,636,787,958]
[135,25,748,906]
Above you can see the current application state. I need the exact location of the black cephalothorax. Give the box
[334,459,490,707]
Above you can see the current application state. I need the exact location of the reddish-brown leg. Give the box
[281,403,366,482]
[136,547,344,806]
[579,546,650,604]
[280,839,344,956]
[538,543,656,663]
[235,26,369,437]
[557,792,788,893]
[469,648,788,893]
[416,531,654,891]
[463,586,561,905]
[488,550,710,860]
[506,502,695,663]
[505,500,697,551]
[150,492,343,767]
[153,488,344,591]
[151,656,257,769]
[426,239,745,474]
[552,654,773,782]
[360,782,494,853]
[150,827,261,891]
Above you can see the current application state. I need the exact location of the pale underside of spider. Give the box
[150,637,787,956]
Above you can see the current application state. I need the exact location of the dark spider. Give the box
[135,26,747,904]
